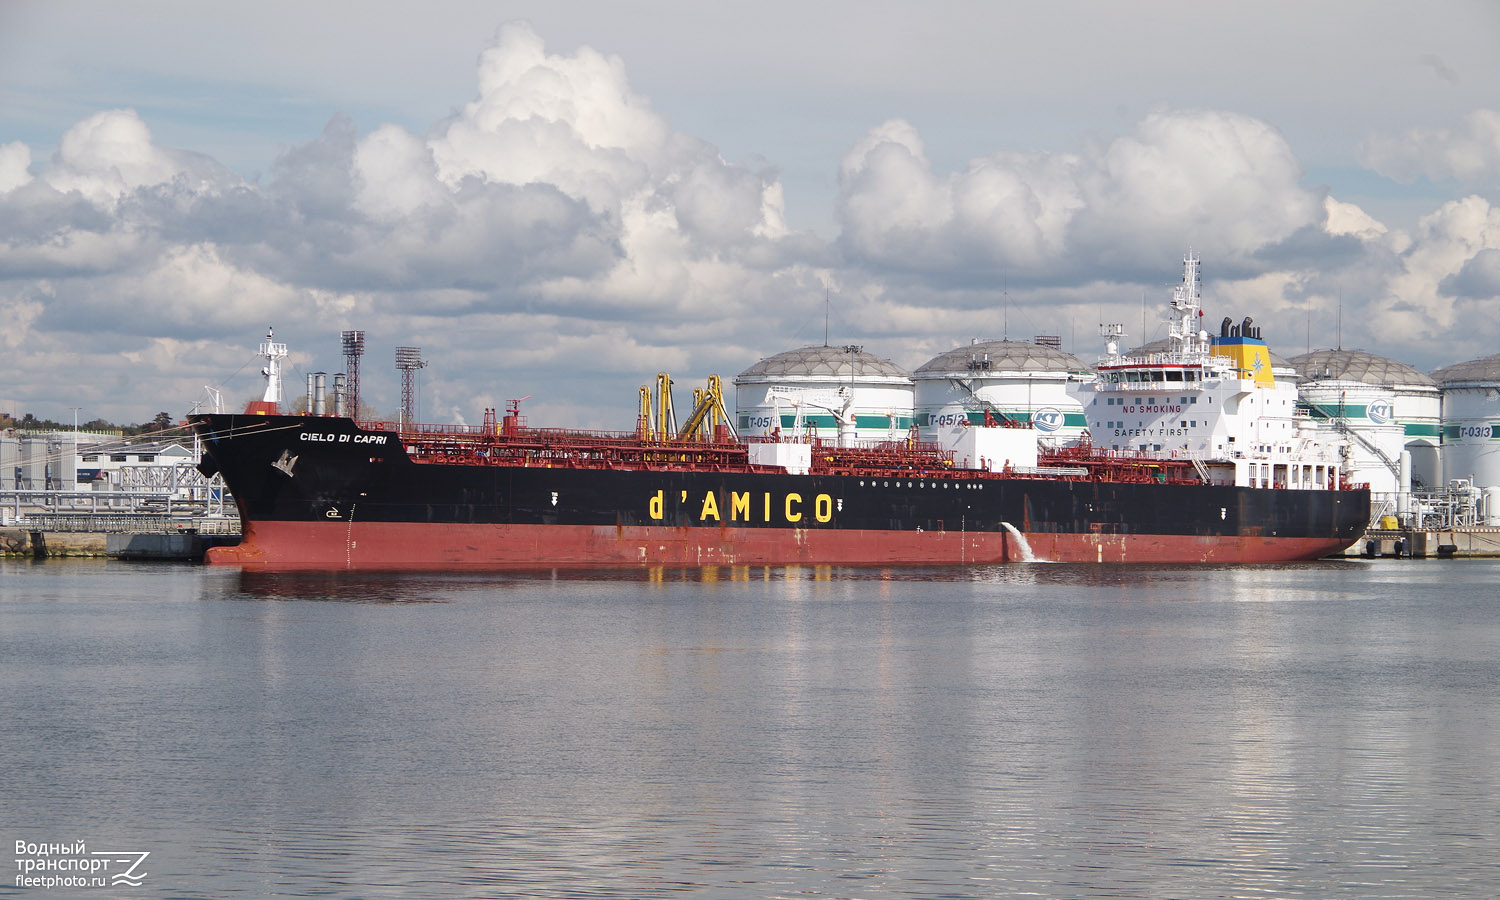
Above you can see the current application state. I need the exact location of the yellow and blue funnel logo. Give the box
[1211,336,1275,387]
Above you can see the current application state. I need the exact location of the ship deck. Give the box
[372,419,1216,487]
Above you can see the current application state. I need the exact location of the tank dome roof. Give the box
[737,345,910,380]
[1288,349,1435,388]
[914,340,1090,376]
[1431,353,1500,386]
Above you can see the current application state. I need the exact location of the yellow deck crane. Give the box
[637,373,678,441]
[676,374,738,442]
[636,373,737,442]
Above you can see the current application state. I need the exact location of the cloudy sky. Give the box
[2,0,1498,428]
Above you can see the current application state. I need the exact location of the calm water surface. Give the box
[2,558,1498,899]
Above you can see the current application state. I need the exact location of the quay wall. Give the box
[1,529,237,560]
[1,529,108,557]
[1353,528,1500,558]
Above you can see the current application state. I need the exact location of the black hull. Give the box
[193,414,1371,568]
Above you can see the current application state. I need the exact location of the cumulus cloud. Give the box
[837,109,1323,278]
[43,110,177,203]
[51,243,307,334]
[831,107,1500,371]
[0,141,32,193]
[837,119,1091,279]
[422,21,792,311]
[1324,196,1388,240]
[1341,195,1500,360]
[41,109,232,206]
[0,22,810,423]
[5,23,1500,425]
[1442,248,1500,299]
[352,123,445,223]
[1077,110,1322,266]
[1359,109,1500,184]
[432,22,667,204]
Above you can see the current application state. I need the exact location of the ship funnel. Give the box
[313,372,327,416]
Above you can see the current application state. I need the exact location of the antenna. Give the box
[840,344,862,446]
[1100,323,1125,359]
[341,330,365,418]
[395,346,427,428]
[1336,289,1342,350]
[824,288,830,347]
[1002,268,1009,341]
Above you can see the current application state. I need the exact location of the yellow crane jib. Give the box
[655,373,677,439]
[676,374,738,442]
[637,385,654,440]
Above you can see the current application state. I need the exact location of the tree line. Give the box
[0,411,179,436]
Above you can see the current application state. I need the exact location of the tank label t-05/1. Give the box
[649,490,835,524]
[300,432,389,445]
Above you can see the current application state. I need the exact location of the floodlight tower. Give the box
[341,330,365,418]
[395,346,427,427]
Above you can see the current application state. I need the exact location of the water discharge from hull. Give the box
[1000,522,1039,562]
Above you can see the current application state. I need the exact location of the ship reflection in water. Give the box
[3,558,1498,898]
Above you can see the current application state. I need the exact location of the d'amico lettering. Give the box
[648,490,835,524]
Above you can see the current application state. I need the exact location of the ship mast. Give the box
[259,327,288,405]
[1168,250,1205,357]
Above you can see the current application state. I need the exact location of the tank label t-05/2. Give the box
[649,490,835,524]
[300,432,389,445]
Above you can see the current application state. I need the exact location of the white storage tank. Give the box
[1290,350,1442,495]
[734,345,914,445]
[1432,353,1500,525]
[912,339,1093,448]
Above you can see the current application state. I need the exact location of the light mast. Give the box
[259,327,288,406]
[1168,250,1207,356]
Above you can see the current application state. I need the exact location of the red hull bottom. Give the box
[206,522,1353,569]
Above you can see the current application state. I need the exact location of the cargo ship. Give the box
[190,255,1371,568]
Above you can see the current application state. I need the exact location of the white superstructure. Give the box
[1085,252,1346,490]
